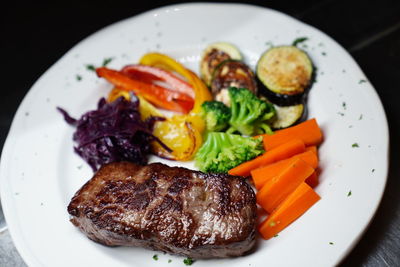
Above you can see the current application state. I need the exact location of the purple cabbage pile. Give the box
[58,96,166,171]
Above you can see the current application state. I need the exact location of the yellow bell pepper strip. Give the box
[139,53,212,131]
[139,53,212,160]
[139,53,212,115]
[96,67,194,114]
[107,87,199,161]
[151,118,202,161]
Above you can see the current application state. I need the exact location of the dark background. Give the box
[1,0,399,266]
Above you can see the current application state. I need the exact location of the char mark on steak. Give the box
[68,161,257,258]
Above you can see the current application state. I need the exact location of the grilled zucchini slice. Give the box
[257,46,313,106]
[200,42,242,86]
[271,103,306,129]
[210,60,257,104]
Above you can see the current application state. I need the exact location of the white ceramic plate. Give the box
[0,3,389,267]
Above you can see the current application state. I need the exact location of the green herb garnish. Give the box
[86,64,96,72]
[372,169,375,173]
[359,114,363,120]
[265,41,273,47]
[337,112,344,116]
[359,79,367,84]
[183,257,195,265]
[292,37,308,46]
[76,74,82,81]
[321,52,327,56]
[329,242,334,245]
[342,102,346,110]
[168,259,172,263]
[102,57,113,67]
[153,254,158,261]
[352,143,359,148]
[347,190,352,197]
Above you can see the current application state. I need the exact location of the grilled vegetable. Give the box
[211,60,257,105]
[96,67,194,113]
[200,42,242,86]
[139,53,213,132]
[121,64,195,98]
[256,46,314,106]
[271,103,306,129]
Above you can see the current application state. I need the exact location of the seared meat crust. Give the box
[68,162,256,258]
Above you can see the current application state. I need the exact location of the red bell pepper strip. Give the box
[96,67,194,114]
[121,64,195,98]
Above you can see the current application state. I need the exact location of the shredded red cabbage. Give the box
[58,96,168,171]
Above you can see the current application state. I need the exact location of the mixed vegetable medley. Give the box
[60,41,323,241]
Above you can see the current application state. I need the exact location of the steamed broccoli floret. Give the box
[226,87,275,136]
[195,132,264,173]
[201,101,231,132]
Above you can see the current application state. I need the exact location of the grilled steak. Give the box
[68,162,257,258]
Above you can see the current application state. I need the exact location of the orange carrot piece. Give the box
[305,146,317,155]
[258,183,320,240]
[256,158,314,213]
[228,139,305,177]
[252,158,296,190]
[305,171,319,188]
[262,119,323,150]
[251,150,318,190]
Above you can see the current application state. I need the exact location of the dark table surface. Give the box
[1,0,399,266]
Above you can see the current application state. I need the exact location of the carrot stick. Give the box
[251,150,318,190]
[228,139,305,177]
[305,146,317,155]
[256,158,314,213]
[262,119,323,150]
[305,171,319,188]
[258,183,320,240]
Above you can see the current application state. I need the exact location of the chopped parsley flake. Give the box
[352,143,359,148]
[102,57,113,67]
[76,74,82,81]
[168,259,172,263]
[347,190,352,197]
[342,102,346,110]
[86,64,96,72]
[342,69,346,73]
[292,37,308,46]
[329,242,334,245]
[359,114,363,120]
[322,52,327,56]
[372,169,375,173]
[337,112,344,116]
[183,257,195,265]
[265,41,273,47]
[153,254,158,261]
[359,79,367,84]
[274,234,279,237]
